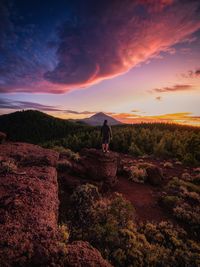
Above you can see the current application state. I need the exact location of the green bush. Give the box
[52,146,80,162]
[127,166,147,183]
[66,184,200,267]
[161,195,180,209]
[163,176,200,237]
[69,184,101,229]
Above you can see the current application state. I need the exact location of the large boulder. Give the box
[146,165,164,186]
[66,241,112,267]
[0,132,6,144]
[60,149,119,189]
[79,149,119,188]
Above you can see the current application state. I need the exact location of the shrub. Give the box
[69,184,101,228]
[137,162,155,169]
[183,153,197,165]
[128,143,143,157]
[163,176,200,237]
[173,203,200,236]
[66,184,200,267]
[127,166,147,183]
[0,159,18,174]
[58,224,70,243]
[163,162,173,168]
[167,177,200,194]
[161,195,180,209]
[138,221,200,266]
[175,161,182,165]
[181,172,191,181]
[193,173,200,185]
[52,146,80,162]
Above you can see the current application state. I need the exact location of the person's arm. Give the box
[109,126,112,139]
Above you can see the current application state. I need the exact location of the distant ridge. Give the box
[81,112,122,126]
[0,110,86,143]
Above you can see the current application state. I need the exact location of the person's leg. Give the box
[105,143,109,152]
[102,143,106,152]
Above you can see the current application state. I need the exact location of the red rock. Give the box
[79,148,119,187]
[0,142,60,266]
[59,173,82,192]
[66,241,112,267]
[0,166,59,266]
[0,142,59,167]
[0,143,112,266]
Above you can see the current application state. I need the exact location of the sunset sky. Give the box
[0,0,200,125]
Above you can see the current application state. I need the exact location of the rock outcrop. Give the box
[0,143,112,267]
[0,142,59,167]
[0,143,60,266]
[59,148,119,190]
[80,149,119,187]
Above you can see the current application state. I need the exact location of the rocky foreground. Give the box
[0,135,199,266]
[0,141,112,267]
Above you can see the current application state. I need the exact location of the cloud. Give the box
[0,0,200,93]
[131,109,140,113]
[155,96,162,100]
[182,68,200,78]
[64,110,95,115]
[113,112,200,126]
[137,0,174,12]
[152,84,193,93]
[43,0,200,92]
[0,99,99,115]
[0,99,63,111]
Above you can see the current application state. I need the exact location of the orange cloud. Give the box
[131,109,140,113]
[113,112,200,126]
[152,84,194,93]
[155,96,162,101]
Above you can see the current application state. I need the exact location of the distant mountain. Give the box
[81,112,122,126]
[0,110,88,143]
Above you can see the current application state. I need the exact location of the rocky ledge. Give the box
[0,142,112,267]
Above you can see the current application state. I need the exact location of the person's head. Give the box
[103,119,107,126]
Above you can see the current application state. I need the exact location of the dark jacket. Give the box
[101,124,112,139]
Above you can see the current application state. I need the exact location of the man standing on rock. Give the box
[101,120,112,153]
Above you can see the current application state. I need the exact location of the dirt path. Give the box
[112,176,171,223]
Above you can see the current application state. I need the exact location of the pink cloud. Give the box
[181,68,200,79]
[41,1,200,93]
[1,0,200,93]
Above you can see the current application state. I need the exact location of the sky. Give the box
[0,0,200,125]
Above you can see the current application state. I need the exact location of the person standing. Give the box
[101,120,112,153]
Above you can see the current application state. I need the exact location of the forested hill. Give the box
[0,110,90,143]
[1,110,199,165]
